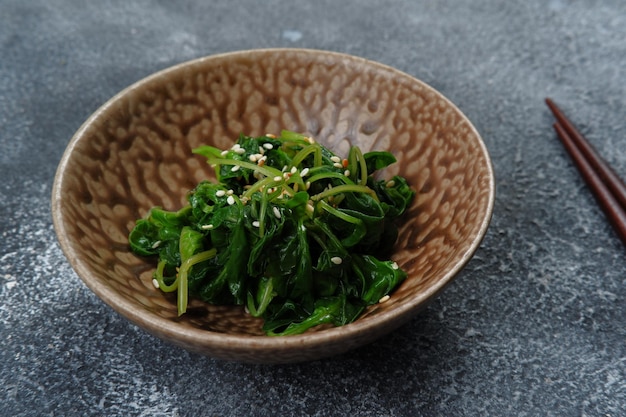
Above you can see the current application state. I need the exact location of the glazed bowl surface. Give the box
[52,48,494,363]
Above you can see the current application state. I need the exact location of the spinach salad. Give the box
[129,131,415,336]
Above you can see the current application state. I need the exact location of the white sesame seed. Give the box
[220,150,229,156]
[300,167,310,177]
[249,154,258,162]
[252,220,260,227]
[391,262,399,270]
[333,162,343,169]
[227,195,235,205]
[330,156,341,163]
[227,189,234,195]
[273,176,283,182]
[231,143,242,150]
[290,166,298,174]
[306,136,315,144]
[266,133,276,138]
[344,170,351,177]
[263,143,274,150]
[151,240,161,249]
[201,224,214,230]
[152,279,160,289]
[258,146,265,154]
[330,256,343,265]
[216,190,226,197]
[386,180,396,188]
[379,295,390,303]
[231,165,241,172]
[234,147,246,155]
[305,181,311,190]
[272,206,281,219]
[283,172,291,179]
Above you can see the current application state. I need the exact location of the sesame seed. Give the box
[293,183,299,192]
[252,220,260,227]
[379,295,390,303]
[249,154,258,162]
[344,170,351,177]
[263,142,274,150]
[330,256,343,265]
[220,150,229,156]
[226,189,234,195]
[152,279,160,289]
[273,206,281,219]
[290,166,298,174]
[231,165,241,172]
[258,146,265,154]
[283,172,291,179]
[306,136,315,144]
[305,181,311,190]
[151,240,161,249]
[215,190,226,197]
[266,133,276,138]
[273,176,283,182]
[386,180,396,188]
[227,195,235,205]
[391,262,399,270]
[201,224,214,230]
[342,159,349,168]
[300,167,310,177]
[330,156,341,163]
[333,162,343,169]
[234,147,246,155]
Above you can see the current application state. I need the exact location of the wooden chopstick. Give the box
[545,98,626,246]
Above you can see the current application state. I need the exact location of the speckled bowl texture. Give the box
[52,49,494,364]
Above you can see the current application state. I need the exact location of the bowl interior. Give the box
[52,49,494,361]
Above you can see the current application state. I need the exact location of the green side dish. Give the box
[128,131,415,336]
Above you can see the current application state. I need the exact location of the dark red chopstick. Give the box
[546,98,626,246]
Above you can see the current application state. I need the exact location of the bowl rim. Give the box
[51,47,495,354]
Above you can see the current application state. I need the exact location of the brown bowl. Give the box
[52,49,494,363]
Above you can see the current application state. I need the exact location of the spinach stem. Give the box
[176,248,217,315]
[310,184,379,202]
[155,260,178,292]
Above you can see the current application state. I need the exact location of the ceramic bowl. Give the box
[52,49,494,364]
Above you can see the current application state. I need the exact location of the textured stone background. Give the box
[1,0,625,416]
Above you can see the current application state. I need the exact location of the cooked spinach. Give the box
[128,131,415,335]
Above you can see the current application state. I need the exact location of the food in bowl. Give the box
[52,49,494,363]
[129,130,415,335]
